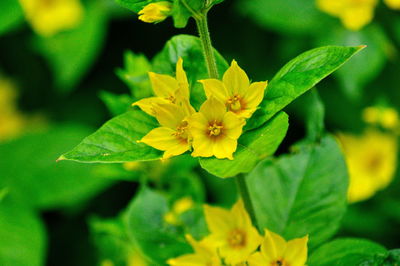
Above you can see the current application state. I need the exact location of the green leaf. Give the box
[114,0,156,13]
[308,238,388,266]
[0,199,46,266]
[99,91,133,116]
[34,1,107,92]
[152,34,229,109]
[127,187,191,264]
[316,25,390,100]
[0,125,116,210]
[116,51,153,99]
[239,0,332,35]
[199,111,289,178]
[304,89,325,141]
[0,0,24,36]
[246,135,348,248]
[246,45,364,130]
[60,110,162,163]
[172,0,203,28]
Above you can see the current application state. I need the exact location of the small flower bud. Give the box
[138,1,172,23]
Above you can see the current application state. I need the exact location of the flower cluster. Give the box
[316,0,400,31]
[167,200,308,266]
[133,58,268,160]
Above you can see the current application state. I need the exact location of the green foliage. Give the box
[308,238,388,265]
[239,0,331,35]
[246,135,348,248]
[0,0,24,36]
[199,111,289,178]
[34,0,108,92]
[317,25,390,100]
[60,110,163,163]
[116,51,152,100]
[127,187,192,264]
[0,125,115,210]
[247,45,364,130]
[99,91,133,116]
[152,34,228,108]
[0,199,46,266]
[172,0,201,28]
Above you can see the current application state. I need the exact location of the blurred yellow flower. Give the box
[167,235,220,266]
[203,200,262,265]
[316,0,377,31]
[385,0,400,9]
[164,197,195,225]
[0,78,25,142]
[138,2,172,23]
[338,129,398,203]
[188,98,245,160]
[138,103,194,159]
[127,249,148,266]
[18,0,84,37]
[123,161,141,171]
[200,60,267,118]
[248,230,308,266]
[133,58,194,117]
[362,106,399,130]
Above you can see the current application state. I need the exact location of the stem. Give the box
[195,13,219,79]
[236,174,259,229]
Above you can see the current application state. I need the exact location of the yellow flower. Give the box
[164,197,195,225]
[18,0,84,36]
[167,235,221,266]
[138,102,193,159]
[127,249,149,266]
[337,129,398,203]
[0,78,25,142]
[200,60,267,119]
[138,2,172,23]
[248,230,308,266]
[203,200,262,265]
[385,0,400,9]
[188,98,245,160]
[362,106,399,130]
[316,0,377,31]
[133,58,194,117]
[123,161,142,171]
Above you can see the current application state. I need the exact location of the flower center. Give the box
[208,122,223,137]
[166,95,176,104]
[227,95,242,112]
[366,153,382,173]
[174,121,188,141]
[271,259,289,266]
[227,228,246,249]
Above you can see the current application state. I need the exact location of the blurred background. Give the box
[1,0,400,265]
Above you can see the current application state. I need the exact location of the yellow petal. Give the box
[341,6,374,31]
[261,229,287,261]
[149,72,178,98]
[223,60,250,95]
[247,252,266,266]
[244,81,267,109]
[203,204,233,235]
[153,103,185,129]
[284,235,308,266]
[231,200,252,229]
[199,79,229,103]
[199,97,226,122]
[223,112,245,140]
[140,127,188,159]
[132,97,169,116]
[176,58,190,99]
[212,136,237,160]
[167,254,208,266]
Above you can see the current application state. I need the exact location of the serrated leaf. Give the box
[152,34,228,109]
[60,110,163,163]
[246,45,364,130]
[246,135,348,248]
[308,238,388,266]
[199,111,289,178]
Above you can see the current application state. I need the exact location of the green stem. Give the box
[195,13,219,79]
[236,174,259,229]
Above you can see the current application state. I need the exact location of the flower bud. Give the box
[138,1,172,23]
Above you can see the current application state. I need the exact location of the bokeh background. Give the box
[1,0,400,265]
